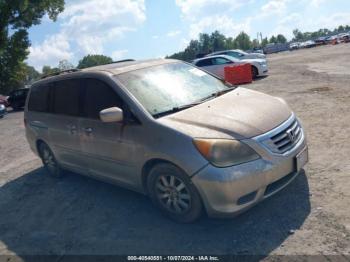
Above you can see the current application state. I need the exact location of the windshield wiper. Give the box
[199,86,236,102]
[153,101,204,118]
[153,87,236,118]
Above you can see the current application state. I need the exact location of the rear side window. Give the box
[28,85,50,112]
[196,59,213,67]
[83,79,122,119]
[52,79,81,116]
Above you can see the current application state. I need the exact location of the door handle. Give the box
[83,127,93,135]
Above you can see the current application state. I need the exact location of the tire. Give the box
[147,163,203,223]
[251,66,258,79]
[38,142,63,178]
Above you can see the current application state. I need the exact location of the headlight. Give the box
[258,62,266,66]
[193,139,260,167]
[0,104,5,110]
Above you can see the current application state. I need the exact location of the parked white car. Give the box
[193,55,268,79]
[206,49,266,60]
[289,42,300,50]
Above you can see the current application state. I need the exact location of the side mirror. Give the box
[100,107,123,123]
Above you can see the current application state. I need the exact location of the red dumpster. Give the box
[224,63,253,85]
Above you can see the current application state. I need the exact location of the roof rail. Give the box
[109,59,135,64]
[77,59,135,69]
[40,68,81,79]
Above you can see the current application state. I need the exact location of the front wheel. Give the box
[147,163,203,223]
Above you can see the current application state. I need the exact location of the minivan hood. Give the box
[158,87,292,140]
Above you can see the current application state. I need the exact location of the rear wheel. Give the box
[251,66,258,79]
[147,163,203,223]
[38,142,63,178]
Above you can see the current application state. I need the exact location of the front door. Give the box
[78,78,141,188]
[210,57,234,79]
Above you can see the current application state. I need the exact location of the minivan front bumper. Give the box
[191,116,308,218]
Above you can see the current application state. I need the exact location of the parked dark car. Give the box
[304,40,317,48]
[0,104,6,118]
[7,88,29,110]
[315,37,327,45]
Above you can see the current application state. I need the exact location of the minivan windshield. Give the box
[116,62,231,117]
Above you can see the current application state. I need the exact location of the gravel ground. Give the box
[0,44,349,260]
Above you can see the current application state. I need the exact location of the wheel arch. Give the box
[141,158,184,194]
[36,139,48,157]
[251,64,259,74]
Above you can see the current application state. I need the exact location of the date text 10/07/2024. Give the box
[127,256,220,261]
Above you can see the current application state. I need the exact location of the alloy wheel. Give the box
[42,147,57,174]
[155,175,191,214]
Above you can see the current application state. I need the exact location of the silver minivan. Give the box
[25,59,308,222]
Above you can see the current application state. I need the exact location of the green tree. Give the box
[42,65,59,76]
[210,31,226,51]
[58,59,74,71]
[338,25,345,32]
[184,40,201,60]
[234,32,252,50]
[293,29,304,41]
[0,0,65,94]
[24,65,40,85]
[269,35,277,44]
[276,34,287,43]
[252,39,259,48]
[225,37,237,49]
[261,37,269,47]
[199,33,211,54]
[77,54,113,69]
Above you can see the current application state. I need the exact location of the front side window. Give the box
[116,62,229,117]
[52,79,80,116]
[212,57,232,65]
[82,79,122,119]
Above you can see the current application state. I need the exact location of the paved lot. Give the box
[0,44,349,259]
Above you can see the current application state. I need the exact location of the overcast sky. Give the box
[26,0,350,71]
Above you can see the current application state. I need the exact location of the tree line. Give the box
[168,25,350,61]
[167,31,287,61]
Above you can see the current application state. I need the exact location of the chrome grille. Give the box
[270,119,302,153]
[254,114,304,154]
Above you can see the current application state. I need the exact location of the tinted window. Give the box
[83,79,122,119]
[212,57,232,65]
[28,84,50,112]
[11,90,25,97]
[53,79,81,116]
[196,59,213,67]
